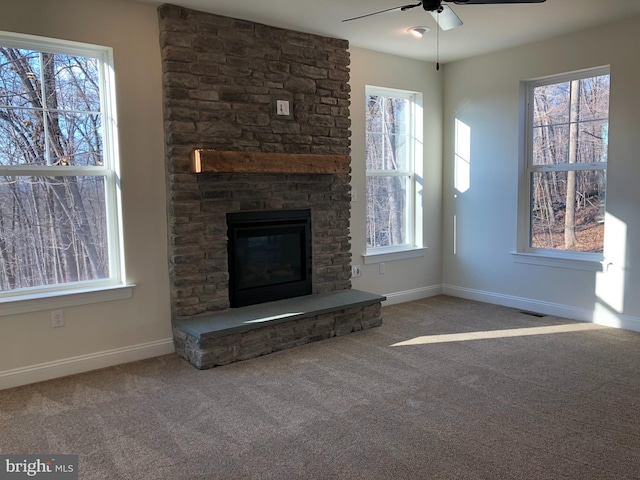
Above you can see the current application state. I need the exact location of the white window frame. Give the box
[514,66,609,272]
[363,86,425,264]
[0,31,131,315]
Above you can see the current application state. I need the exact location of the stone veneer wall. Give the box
[158,5,353,320]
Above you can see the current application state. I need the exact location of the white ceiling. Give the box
[133,0,640,63]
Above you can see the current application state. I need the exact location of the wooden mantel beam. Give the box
[190,149,350,175]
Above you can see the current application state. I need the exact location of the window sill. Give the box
[0,284,135,317]
[363,247,428,264]
[511,252,604,272]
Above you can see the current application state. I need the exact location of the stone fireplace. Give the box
[159,4,384,368]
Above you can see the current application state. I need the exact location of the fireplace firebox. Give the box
[226,209,312,308]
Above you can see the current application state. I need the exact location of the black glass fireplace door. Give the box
[227,210,312,308]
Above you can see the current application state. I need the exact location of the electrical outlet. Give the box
[379,262,386,274]
[51,309,65,328]
[351,265,362,278]
[351,189,357,202]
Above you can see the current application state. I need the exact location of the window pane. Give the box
[530,170,605,253]
[532,124,570,166]
[0,48,42,108]
[578,75,610,122]
[366,132,410,171]
[366,95,383,133]
[533,121,608,166]
[533,75,610,167]
[48,112,103,166]
[366,175,408,248]
[1,49,104,167]
[44,53,101,113]
[385,133,409,171]
[533,82,569,127]
[0,175,109,291]
[383,97,409,135]
[366,94,410,171]
[366,132,383,170]
[0,107,46,165]
[577,119,608,164]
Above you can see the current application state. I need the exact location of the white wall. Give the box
[0,0,173,389]
[442,15,640,330]
[349,47,443,304]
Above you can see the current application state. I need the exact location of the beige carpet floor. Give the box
[1,295,640,479]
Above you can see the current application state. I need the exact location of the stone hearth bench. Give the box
[173,289,386,369]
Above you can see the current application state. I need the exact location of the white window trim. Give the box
[365,85,424,258]
[0,284,134,317]
[0,31,131,309]
[511,251,604,272]
[516,66,609,269]
[363,247,428,264]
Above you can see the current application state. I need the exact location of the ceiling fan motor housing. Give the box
[422,0,444,11]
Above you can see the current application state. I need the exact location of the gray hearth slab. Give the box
[173,289,385,339]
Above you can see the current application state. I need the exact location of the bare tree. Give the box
[564,79,580,249]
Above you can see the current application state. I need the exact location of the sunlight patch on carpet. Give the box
[391,323,608,346]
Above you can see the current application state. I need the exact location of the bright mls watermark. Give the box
[0,456,77,479]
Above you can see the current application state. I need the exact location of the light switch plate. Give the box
[276,100,290,116]
[273,97,293,120]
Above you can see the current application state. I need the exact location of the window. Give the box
[365,86,423,256]
[519,68,609,263]
[0,31,125,303]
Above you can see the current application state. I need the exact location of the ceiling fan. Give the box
[343,0,547,32]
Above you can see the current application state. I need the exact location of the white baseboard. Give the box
[383,285,443,306]
[0,338,175,391]
[442,284,640,333]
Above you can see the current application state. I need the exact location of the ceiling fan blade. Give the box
[342,2,423,22]
[448,0,546,4]
[430,5,463,31]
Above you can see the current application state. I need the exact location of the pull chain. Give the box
[436,10,440,71]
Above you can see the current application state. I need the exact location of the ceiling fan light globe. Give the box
[408,26,430,37]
